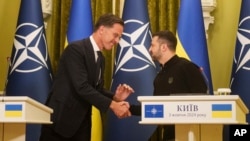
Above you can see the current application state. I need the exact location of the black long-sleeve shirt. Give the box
[154,55,207,96]
[131,55,208,140]
[130,55,208,115]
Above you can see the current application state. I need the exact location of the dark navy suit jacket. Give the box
[45,38,113,137]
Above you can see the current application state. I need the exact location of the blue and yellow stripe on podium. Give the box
[212,104,232,118]
[5,104,23,117]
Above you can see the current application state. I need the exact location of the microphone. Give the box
[199,67,210,94]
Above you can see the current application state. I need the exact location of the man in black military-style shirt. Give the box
[130,30,207,141]
[153,52,208,96]
[149,30,207,141]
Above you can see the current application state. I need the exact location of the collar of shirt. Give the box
[162,55,178,69]
[90,35,100,61]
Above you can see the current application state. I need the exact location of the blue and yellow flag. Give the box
[5,104,23,117]
[104,0,157,140]
[230,0,250,123]
[65,0,93,44]
[176,0,213,94]
[66,1,102,141]
[5,0,53,140]
[212,104,232,118]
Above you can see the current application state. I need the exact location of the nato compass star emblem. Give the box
[150,107,158,115]
[9,23,49,74]
[114,19,156,74]
[233,16,250,74]
[145,105,163,118]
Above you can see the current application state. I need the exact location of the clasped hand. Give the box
[111,84,134,118]
[110,101,131,119]
[113,84,134,102]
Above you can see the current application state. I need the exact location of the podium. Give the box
[0,96,53,141]
[138,95,249,141]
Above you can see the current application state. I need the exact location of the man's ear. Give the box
[161,43,168,52]
[99,25,105,34]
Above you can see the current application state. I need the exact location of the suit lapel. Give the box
[81,39,99,85]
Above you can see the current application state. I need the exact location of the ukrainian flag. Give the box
[176,0,213,94]
[65,0,93,44]
[66,1,101,141]
[5,104,23,117]
[212,104,232,118]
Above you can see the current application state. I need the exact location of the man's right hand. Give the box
[109,101,131,118]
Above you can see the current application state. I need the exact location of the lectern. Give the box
[138,95,249,141]
[0,96,53,141]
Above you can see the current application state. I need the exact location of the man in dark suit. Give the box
[39,13,134,141]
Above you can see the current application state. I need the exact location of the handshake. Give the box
[110,84,134,119]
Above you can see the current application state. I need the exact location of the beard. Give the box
[150,51,161,62]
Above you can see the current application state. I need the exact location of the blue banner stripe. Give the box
[5,104,22,111]
[212,104,232,111]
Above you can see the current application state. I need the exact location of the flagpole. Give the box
[3,57,11,96]
[119,0,125,17]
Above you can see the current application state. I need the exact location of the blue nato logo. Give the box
[10,23,49,74]
[144,105,164,118]
[233,16,250,74]
[114,19,156,74]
